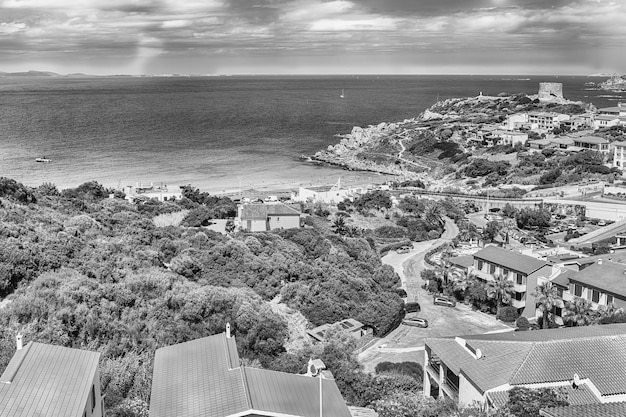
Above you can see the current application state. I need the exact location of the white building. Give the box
[502,113,528,131]
[613,141,626,168]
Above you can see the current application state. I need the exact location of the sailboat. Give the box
[340,89,345,99]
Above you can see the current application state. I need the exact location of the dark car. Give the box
[402,317,429,328]
[404,302,421,313]
[433,296,456,307]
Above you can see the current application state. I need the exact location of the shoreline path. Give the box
[358,217,511,373]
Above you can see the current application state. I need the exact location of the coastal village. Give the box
[4,82,626,417]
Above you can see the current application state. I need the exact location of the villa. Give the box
[572,136,610,153]
[613,141,626,168]
[237,202,302,231]
[423,324,626,409]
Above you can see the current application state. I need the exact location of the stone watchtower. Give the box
[538,82,564,101]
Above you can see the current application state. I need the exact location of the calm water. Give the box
[0,75,623,193]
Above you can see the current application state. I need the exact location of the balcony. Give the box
[441,377,459,399]
[513,282,526,292]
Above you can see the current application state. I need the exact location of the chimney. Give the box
[226,322,231,338]
[16,334,23,351]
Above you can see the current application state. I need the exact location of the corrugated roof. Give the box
[426,324,626,396]
[0,342,100,417]
[473,245,548,275]
[149,333,351,417]
[540,401,626,417]
[246,367,351,417]
[564,260,626,298]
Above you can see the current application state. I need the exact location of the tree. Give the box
[563,296,596,327]
[502,203,517,219]
[422,201,445,228]
[483,221,501,242]
[487,273,514,312]
[505,386,568,417]
[532,282,560,329]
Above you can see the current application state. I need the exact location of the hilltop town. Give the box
[2,83,626,417]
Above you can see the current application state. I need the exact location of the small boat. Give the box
[35,157,51,163]
[340,89,345,99]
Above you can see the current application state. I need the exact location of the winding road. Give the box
[358,217,511,372]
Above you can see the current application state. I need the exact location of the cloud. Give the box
[0,0,624,74]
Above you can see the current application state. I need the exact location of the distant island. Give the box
[600,74,626,92]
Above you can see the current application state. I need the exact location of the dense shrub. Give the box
[497,306,519,322]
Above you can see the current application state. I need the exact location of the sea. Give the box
[0,74,624,194]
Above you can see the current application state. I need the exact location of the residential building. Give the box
[237,202,301,232]
[0,338,103,417]
[549,136,574,150]
[528,112,570,130]
[613,141,626,168]
[572,136,610,153]
[593,115,620,130]
[561,113,594,131]
[550,259,626,324]
[291,179,366,205]
[502,113,528,131]
[307,318,372,343]
[469,245,555,317]
[597,102,626,118]
[123,183,182,203]
[423,323,626,408]
[150,329,352,417]
[493,130,528,146]
[528,138,554,150]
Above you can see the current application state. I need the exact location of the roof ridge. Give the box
[509,342,537,382]
[240,366,253,410]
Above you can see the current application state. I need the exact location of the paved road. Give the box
[359,217,511,372]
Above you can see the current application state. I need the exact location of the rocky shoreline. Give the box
[600,74,626,92]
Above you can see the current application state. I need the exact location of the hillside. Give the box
[312,92,625,192]
[0,178,403,415]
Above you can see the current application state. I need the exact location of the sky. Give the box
[0,0,625,75]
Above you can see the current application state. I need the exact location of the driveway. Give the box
[359,217,511,372]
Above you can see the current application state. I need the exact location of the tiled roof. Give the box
[426,324,626,396]
[0,342,100,417]
[449,255,474,268]
[540,402,626,417]
[240,203,301,220]
[150,333,351,417]
[564,260,626,298]
[613,141,626,148]
[551,269,576,287]
[594,115,619,121]
[473,245,548,275]
[573,136,609,145]
[487,383,600,408]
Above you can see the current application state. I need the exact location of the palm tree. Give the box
[532,282,560,329]
[487,273,515,312]
[422,201,445,228]
[564,297,596,327]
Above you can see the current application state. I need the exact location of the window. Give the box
[502,269,509,278]
[516,274,524,285]
[489,264,496,274]
[514,292,524,301]
[592,290,600,303]
[91,385,96,412]
[574,283,583,297]
[557,287,564,298]
[477,260,483,270]
[552,306,563,317]
[607,295,614,305]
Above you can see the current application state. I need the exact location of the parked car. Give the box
[404,302,421,313]
[402,317,429,328]
[396,246,411,254]
[433,296,456,307]
[598,220,606,227]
